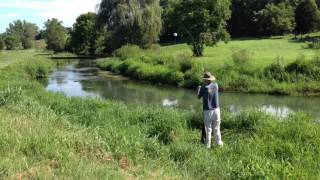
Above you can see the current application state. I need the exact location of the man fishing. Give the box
[198,72,223,148]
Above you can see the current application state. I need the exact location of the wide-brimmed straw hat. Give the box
[203,72,216,81]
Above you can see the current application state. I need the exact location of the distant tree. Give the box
[44,18,67,52]
[173,0,231,56]
[70,12,98,55]
[4,20,38,49]
[295,0,320,34]
[94,29,109,55]
[228,0,301,37]
[5,20,23,49]
[256,3,295,35]
[97,0,162,51]
[0,36,5,50]
[36,30,46,40]
[4,35,21,50]
[21,22,38,49]
[228,0,271,37]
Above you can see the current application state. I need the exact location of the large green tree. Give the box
[21,22,38,49]
[5,20,23,50]
[295,0,320,34]
[256,3,295,35]
[228,0,300,37]
[44,18,67,52]
[97,0,162,51]
[69,13,98,55]
[4,20,38,49]
[4,35,20,50]
[173,0,231,56]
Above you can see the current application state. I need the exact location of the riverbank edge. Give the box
[96,57,320,97]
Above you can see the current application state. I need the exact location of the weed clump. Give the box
[0,86,22,106]
[232,49,253,66]
[24,60,53,79]
[113,45,144,60]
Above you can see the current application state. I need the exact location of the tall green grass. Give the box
[0,50,320,178]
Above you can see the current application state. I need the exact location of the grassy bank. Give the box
[97,39,320,96]
[1,50,320,179]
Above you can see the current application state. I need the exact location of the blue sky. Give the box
[0,0,101,33]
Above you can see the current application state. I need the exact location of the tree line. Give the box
[1,0,320,57]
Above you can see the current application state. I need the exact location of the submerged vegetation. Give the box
[0,50,319,179]
[97,44,320,96]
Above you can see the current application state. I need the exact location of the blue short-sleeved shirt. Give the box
[198,83,219,110]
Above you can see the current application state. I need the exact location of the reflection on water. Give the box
[46,60,320,120]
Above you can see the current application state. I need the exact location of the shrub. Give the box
[228,75,254,92]
[4,35,21,50]
[165,71,184,85]
[286,59,320,81]
[264,58,291,82]
[182,69,203,88]
[97,58,122,74]
[176,53,193,72]
[232,49,253,66]
[113,45,143,60]
[0,38,5,50]
[24,60,53,79]
[117,59,184,85]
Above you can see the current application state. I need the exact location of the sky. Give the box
[0,0,101,33]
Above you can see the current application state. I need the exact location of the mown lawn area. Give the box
[160,37,316,69]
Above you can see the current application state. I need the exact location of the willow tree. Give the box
[97,0,162,51]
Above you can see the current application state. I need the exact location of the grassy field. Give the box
[0,50,320,179]
[160,37,317,69]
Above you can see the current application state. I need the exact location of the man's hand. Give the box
[197,86,202,97]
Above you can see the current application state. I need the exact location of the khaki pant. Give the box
[203,108,223,148]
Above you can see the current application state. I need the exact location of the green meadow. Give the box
[0,50,320,179]
[160,37,316,69]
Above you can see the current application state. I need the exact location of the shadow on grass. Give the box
[288,35,320,43]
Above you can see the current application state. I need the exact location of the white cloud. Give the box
[0,13,20,18]
[0,0,101,26]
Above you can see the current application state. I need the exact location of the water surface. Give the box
[46,60,320,120]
